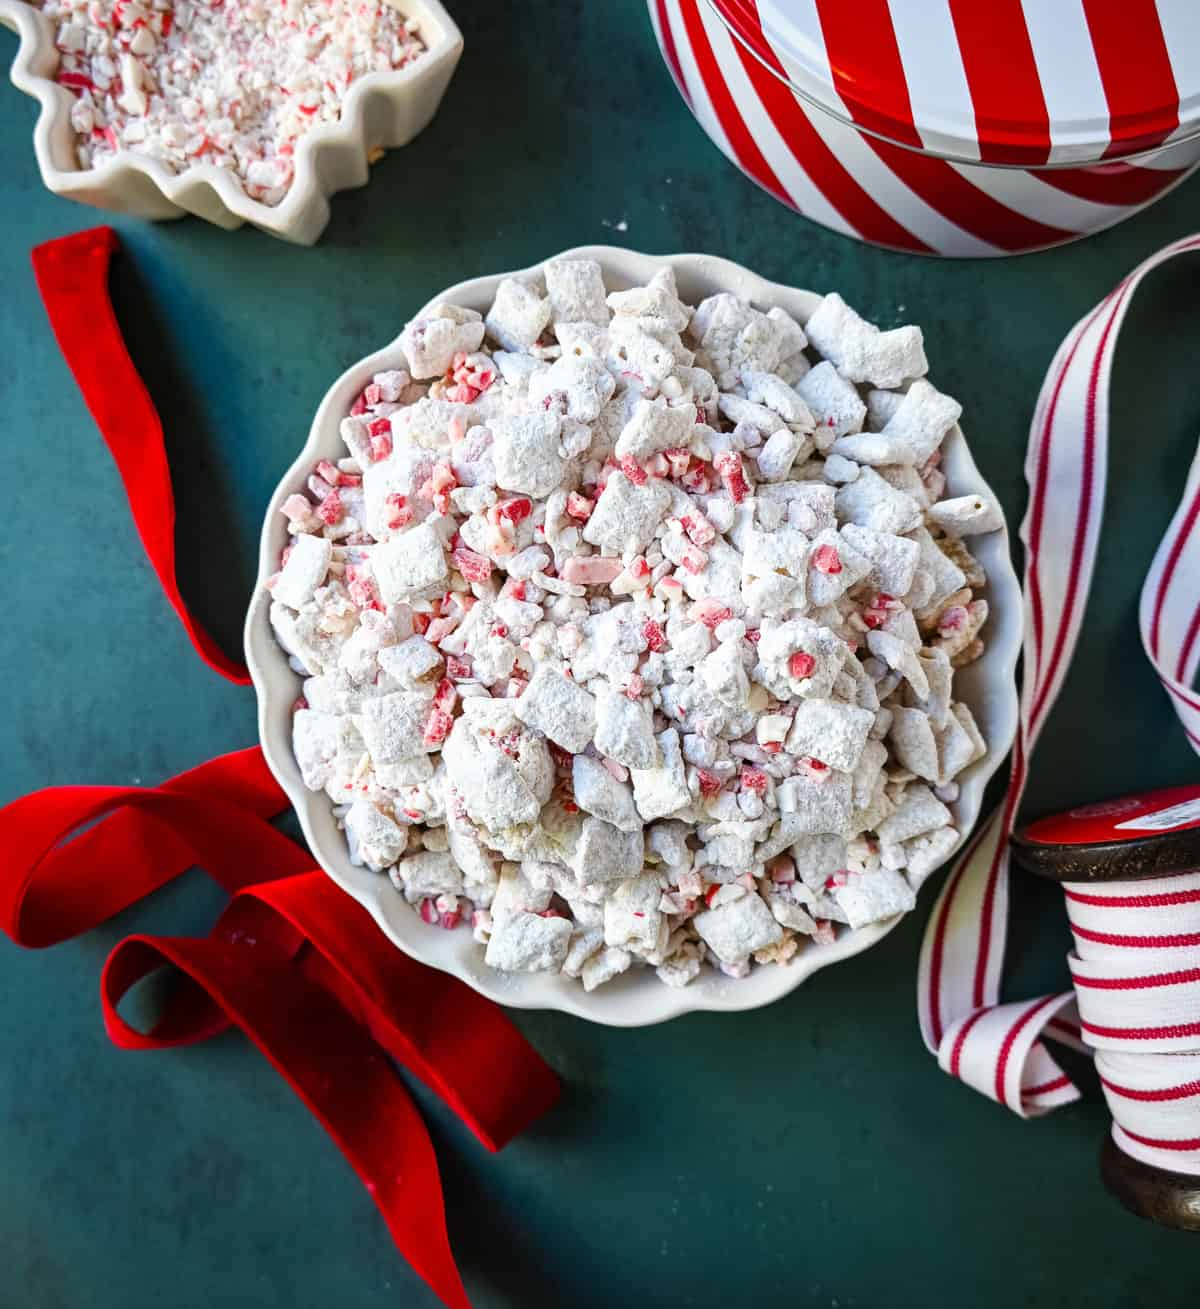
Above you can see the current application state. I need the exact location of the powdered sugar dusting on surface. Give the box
[36,0,426,205]
[268,265,1001,991]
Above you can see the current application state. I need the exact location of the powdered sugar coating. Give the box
[266,265,998,989]
[36,0,425,206]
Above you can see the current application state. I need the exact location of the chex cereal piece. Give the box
[515,665,597,753]
[546,258,611,326]
[273,532,332,610]
[572,754,642,832]
[880,379,962,465]
[831,868,917,928]
[803,293,928,389]
[797,362,867,442]
[270,260,1000,989]
[693,892,782,965]
[785,699,875,772]
[371,522,448,605]
[573,816,645,884]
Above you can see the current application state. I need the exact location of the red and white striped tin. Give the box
[649,0,1200,256]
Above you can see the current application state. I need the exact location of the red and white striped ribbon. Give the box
[917,234,1200,1175]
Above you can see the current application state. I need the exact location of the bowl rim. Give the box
[245,245,1023,1026]
[0,0,463,237]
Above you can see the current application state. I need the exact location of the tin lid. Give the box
[711,0,1200,167]
[1011,784,1200,883]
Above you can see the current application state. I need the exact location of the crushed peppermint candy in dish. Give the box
[247,249,1021,1025]
[33,0,425,205]
[0,0,462,240]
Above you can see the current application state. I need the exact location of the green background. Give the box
[2,3,1199,1305]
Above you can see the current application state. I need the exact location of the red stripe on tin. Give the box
[728,25,932,253]
[947,0,1051,165]
[678,0,791,207]
[655,0,692,108]
[1037,162,1188,208]
[1083,0,1181,159]
[1071,925,1200,949]
[858,135,1074,252]
[813,0,922,149]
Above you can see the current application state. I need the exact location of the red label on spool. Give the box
[1022,784,1200,847]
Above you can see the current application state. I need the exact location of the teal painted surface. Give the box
[2,3,1199,1305]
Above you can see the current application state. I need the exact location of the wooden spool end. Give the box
[1012,783,1200,1233]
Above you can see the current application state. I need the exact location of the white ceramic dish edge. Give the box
[246,246,1023,1026]
[0,0,463,244]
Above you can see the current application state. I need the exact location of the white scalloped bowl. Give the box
[246,247,1022,1025]
[0,0,462,244]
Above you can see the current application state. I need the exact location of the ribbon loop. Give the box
[917,235,1200,1177]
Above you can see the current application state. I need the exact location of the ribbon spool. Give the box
[1012,785,1200,1232]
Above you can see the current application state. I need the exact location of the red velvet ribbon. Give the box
[2,228,560,1309]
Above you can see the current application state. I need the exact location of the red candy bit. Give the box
[504,578,527,602]
[740,766,768,794]
[824,871,849,890]
[349,394,367,417]
[678,512,717,547]
[367,416,392,439]
[703,884,722,908]
[696,768,723,797]
[744,628,761,644]
[714,451,749,503]
[642,619,667,652]
[446,654,472,680]
[363,383,383,407]
[693,599,733,630]
[762,741,782,754]
[797,755,830,780]
[497,496,533,524]
[384,495,413,531]
[680,463,711,496]
[345,565,383,612]
[439,909,462,931]
[422,705,455,747]
[939,605,969,634]
[451,544,493,583]
[811,543,843,574]
[618,455,648,487]
[566,492,594,521]
[678,542,708,575]
[291,696,308,713]
[432,677,458,712]
[419,898,440,926]
[316,459,343,486]
[489,622,509,639]
[411,612,431,636]
[624,673,644,701]
[316,489,343,525]
[663,446,691,478]
[629,555,651,579]
[788,651,816,679]
[57,71,94,91]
